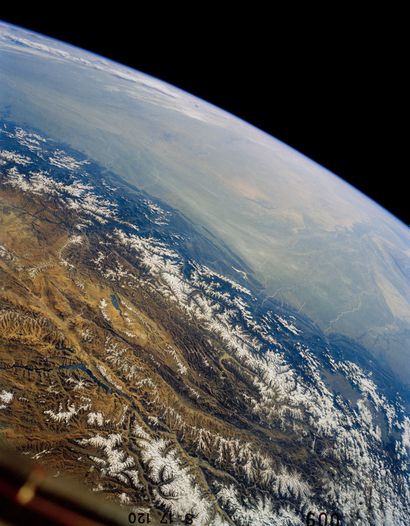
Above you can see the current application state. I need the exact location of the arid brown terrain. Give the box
[0,122,409,525]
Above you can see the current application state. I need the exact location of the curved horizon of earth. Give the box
[0,20,409,526]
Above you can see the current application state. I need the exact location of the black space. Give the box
[1,11,407,224]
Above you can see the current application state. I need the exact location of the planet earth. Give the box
[0,21,409,526]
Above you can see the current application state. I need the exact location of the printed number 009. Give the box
[306,511,340,526]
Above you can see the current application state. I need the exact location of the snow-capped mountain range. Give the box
[0,120,409,525]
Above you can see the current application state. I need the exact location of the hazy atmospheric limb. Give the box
[0,21,409,526]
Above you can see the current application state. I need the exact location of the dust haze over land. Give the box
[0,22,409,388]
